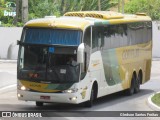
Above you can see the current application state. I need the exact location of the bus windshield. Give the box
[18,28,82,83]
[22,28,82,46]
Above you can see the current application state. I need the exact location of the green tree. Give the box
[0,0,119,26]
[28,0,117,19]
[124,0,160,20]
[57,0,117,15]
[29,0,60,19]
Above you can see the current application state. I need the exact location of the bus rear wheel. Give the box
[126,74,135,95]
[134,73,141,93]
[36,102,43,107]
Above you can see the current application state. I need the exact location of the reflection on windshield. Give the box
[24,28,81,46]
[23,46,47,70]
[18,45,80,83]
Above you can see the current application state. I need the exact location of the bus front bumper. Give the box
[17,90,82,104]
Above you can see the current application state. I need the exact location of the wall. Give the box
[152,21,160,58]
[0,27,22,59]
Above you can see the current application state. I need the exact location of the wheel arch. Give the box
[131,70,137,82]
[133,71,137,78]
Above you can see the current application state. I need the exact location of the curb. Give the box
[0,84,16,93]
[0,60,17,63]
[147,92,160,111]
[152,58,160,61]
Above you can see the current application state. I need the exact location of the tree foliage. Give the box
[124,0,160,20]
[28,0,60,19]
[28,0,114,18]
[2,0,160,25]
[0,0,118,26]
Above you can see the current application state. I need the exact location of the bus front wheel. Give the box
[84,87,94,107]
[36,102,43,107]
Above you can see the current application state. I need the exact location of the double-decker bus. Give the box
[17,11,152,107]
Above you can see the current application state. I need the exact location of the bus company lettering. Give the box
[29,84,41,88]
[122,49,139,60]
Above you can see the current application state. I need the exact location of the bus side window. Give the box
[104,26,111,49]
[92,26,104,52]
[104,25,118,49]
[128,23,136,45]
[119,24,128,47]
[92,27,98,52]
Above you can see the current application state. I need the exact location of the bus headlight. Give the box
[21,86,26,91]
[63,88,78,93]
[21,86,30,91]
[17,81,30,91]
[18,85,30,91]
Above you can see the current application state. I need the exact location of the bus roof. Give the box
[25,11,152,31]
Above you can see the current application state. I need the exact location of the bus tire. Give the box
[84,86,94,107]
[36,102,43,107]
[126,74,135,95]
[134,73,141,93]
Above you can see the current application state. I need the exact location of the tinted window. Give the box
[91,22,152,52]
[92,26,103,52]
[102,24,128,50]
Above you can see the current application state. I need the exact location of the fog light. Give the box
[17,94,23,98]
[70,97,77,101]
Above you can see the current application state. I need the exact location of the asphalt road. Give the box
[0,60,160,120]
[0,61,17,88]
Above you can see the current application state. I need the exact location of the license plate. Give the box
[40,96,50,100]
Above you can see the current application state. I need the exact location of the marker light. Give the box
[63,88,78,93]
[17,94,21,97]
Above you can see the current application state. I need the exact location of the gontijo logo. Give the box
[4,2,16,17]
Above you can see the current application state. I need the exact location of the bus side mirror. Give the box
[17,40,20,45]
[77,43,85,63]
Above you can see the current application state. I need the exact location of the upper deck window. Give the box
[23,28,82,46]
